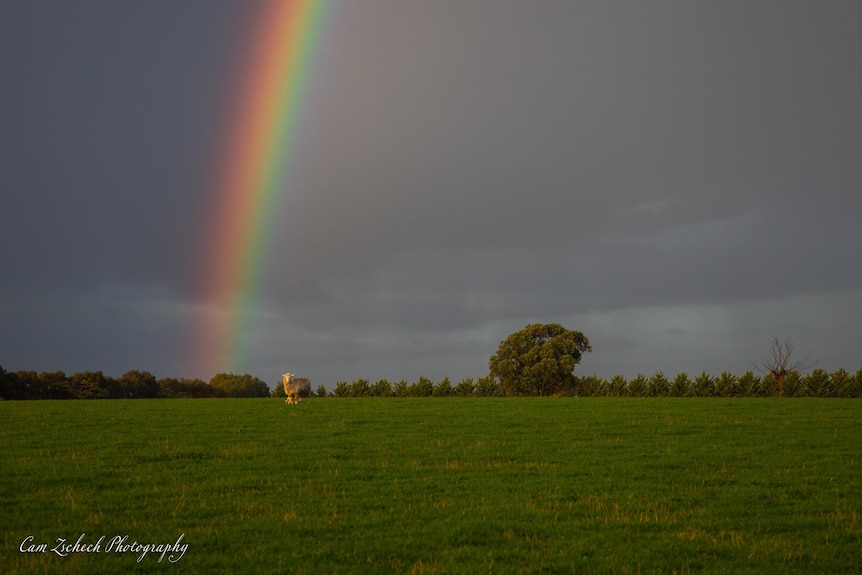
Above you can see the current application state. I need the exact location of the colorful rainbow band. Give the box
[196,0,330,378]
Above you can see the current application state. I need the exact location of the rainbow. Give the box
[195,0,331,378]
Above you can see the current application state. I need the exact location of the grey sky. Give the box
[2,1,860,388]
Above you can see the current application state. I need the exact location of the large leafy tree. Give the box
[118,370,160,398]
[70,371,111,399]
[209,373,270,398]
[489,323,591,396]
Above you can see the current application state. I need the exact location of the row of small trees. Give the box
[0,366,271,400]
[323,376,499,398]
[314,368,862,398]
[576,369,862,398]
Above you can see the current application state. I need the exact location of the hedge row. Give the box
[319,368,862,398]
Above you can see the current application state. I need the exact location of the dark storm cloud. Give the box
[0,1,250,375]
[2,1,860,383]
[0,1,250,290]
[268,3,858,324]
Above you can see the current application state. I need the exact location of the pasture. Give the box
[2,398,860,573]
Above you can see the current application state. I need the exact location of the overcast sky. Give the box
[2,1,860,389]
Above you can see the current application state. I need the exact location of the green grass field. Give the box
[2,398,860,574]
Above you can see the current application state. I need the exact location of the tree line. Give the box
[4,365,862,400]
[2,326,855,400]
[0,367,271,400]
[313,368,862,398]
